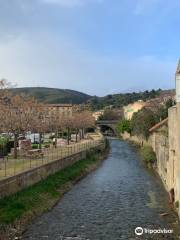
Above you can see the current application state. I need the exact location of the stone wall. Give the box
[149,132,169,189]
[168,105,180,216]
[0,143,105,199]
[122,105,180,217]
[121,132,148,146]
[122,131,169,189]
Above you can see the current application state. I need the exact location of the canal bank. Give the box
[22,139,180,240]
[0,142,109,240]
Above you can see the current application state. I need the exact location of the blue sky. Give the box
[0,0,179,96]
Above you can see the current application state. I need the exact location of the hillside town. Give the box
[1,0,180,239]
[0,67,180,239]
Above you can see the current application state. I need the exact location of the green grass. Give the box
[0,141,95,178]
[175,201,179,209]
[140,145,156,165]
[0,152,101,225]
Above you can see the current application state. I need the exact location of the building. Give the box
[149,118,168,186]
[123,100,146,120]
[92,110,104,121]
[147,61,180,218]
[151,61,180,217]
[167,60,180,216]
[121,61,180,218]
[46,104,73,118]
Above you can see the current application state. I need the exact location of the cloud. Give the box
[0,0,177,96]
[0,32,175,96]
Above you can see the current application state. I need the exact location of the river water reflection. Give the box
[23,139,180,239]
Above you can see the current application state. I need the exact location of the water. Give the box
[22,140,180,239]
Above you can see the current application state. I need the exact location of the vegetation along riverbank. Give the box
[0,142,109,240]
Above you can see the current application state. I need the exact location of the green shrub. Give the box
[32,144,39,149]
[131,109,156,139]
[6,140,14,153]
[43,144,50,148]
[140,146,156,165]
[175,201,179,209]
[116,119,131,134]
[0,137,8,145]
[0,137,10,156]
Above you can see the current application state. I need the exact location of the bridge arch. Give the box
[96,120,118,136]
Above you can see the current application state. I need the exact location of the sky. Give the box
[0,0,179,96]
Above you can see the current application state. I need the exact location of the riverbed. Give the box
[22,139,180,239]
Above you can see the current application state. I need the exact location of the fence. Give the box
[0,140,103,179]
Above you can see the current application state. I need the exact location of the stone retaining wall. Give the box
[149,132,169,189]
[0,144,105,199]
[121,132,169,189]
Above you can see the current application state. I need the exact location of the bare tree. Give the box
[0,93,41,158]
[72,112,82,142]
[31,102,49,149]
[74,111,95,139]
[63,115,73,145]
[0,79,96,158]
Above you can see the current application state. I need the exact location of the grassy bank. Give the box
[0,146,108,239]
[139,145,157,168]
[121,137,157,168]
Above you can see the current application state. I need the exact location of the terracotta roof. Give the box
[149,118,168,133]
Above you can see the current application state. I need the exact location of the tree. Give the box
[116,119,131,134]
[155,98,174,122]
[63,115,73,145]
[72,111,95,140]
[165,98,174,109]
[31,102,49,149]
[98,109,121,121]
[72,112,83,142]
[88,89,162,110]
[0,93,42,158]
[131,108,156,139]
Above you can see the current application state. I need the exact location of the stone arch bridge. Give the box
[96,120,119,136]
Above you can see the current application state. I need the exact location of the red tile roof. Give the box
[149,118,168,133]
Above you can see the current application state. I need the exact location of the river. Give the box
[22,139,180,239]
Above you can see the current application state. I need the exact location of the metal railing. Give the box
[0,140,103,180]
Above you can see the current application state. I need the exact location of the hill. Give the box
[9,87,175,109]
[10,87,92,104]
[87,89,175,110]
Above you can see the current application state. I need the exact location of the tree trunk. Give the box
[69,128,71,141]
[39,133,42,149]
[82,128,84,139]
[67,127,70,145]
[55,130,58,138]
[79,129,82,140]
[76,128,78,143]
[14,133,18,159]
